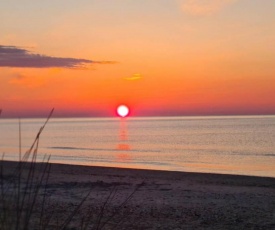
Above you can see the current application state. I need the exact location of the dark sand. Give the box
[1,160,275,229]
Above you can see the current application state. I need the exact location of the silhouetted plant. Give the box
[0,109,141,229]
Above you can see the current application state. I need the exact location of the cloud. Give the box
[124,73,142,81]
[180,0,237,16]
[8,73,46,88]
[0,45,114,68]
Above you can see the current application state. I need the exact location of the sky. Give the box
[0,0,275,117]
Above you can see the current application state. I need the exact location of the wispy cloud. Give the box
[180,0,237,16]
[0,45,114,69]
[124,73,143,81]
[8,73,46,88]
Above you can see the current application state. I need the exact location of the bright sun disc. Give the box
[117,105,129,117]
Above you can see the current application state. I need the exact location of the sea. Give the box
[0,116,274,178]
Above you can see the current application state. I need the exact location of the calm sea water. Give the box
[0,116,274,178]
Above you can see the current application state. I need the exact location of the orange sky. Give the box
[0,0,275,117]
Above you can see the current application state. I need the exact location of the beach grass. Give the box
[0,109,142,229]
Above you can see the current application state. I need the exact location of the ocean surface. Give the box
[0,116,275,178]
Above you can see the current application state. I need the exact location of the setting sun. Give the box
[117,105,129,117]
[0,1,275,229]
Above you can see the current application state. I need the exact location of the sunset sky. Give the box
[1,0,275,117]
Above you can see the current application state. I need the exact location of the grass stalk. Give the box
[0,108,141,229]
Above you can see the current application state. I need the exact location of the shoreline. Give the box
[1,160,275,229]
[2,159,275,181]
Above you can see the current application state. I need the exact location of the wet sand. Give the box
[1,160,275,229]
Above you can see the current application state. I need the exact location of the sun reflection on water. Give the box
[115,119,132,163]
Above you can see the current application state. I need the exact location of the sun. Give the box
[117,105,129,117]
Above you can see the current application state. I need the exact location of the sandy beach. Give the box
[1,160,275,229]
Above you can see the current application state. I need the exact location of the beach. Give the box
[1,160,275,229]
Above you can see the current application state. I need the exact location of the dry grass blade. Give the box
[59,188,92,230]
[95,186,118,230]
[39,158,52,229]
[98,181,144,230]
[0,155,7,228]
[16,118,22,230]
[21,108,54,164]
